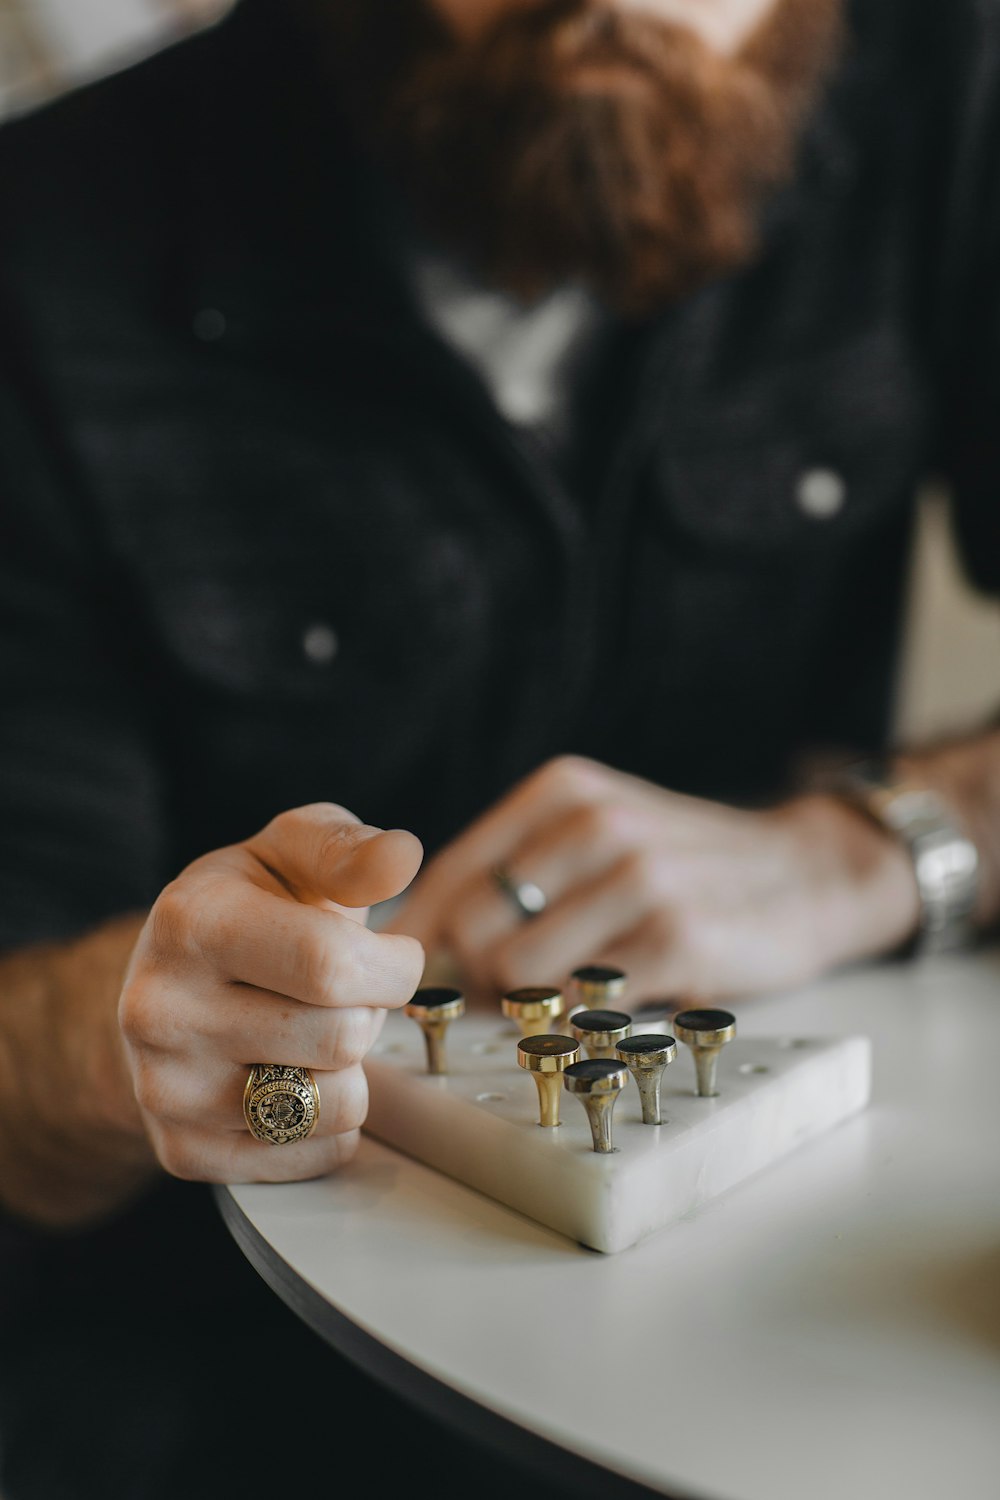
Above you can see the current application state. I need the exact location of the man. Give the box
[0,0,997,1495]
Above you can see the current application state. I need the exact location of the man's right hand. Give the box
[118,803,424,1185]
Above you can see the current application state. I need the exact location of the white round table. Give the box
[220,947,1000,1500]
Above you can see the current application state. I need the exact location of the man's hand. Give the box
[389,756,920,1002]
[119,803,424,1184]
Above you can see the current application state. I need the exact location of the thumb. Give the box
[245,803,424,914]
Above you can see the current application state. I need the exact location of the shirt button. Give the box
[302,622,339,665]
[795,467,846,519]
[193,307,227,342]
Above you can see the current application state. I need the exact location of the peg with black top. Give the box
[570,1008,632,1059]
[501,985,565,1038]
[563,1057,628,1152]
[673,1008,736,1097]
[517,1034,581,1126]
[616,1032,677,1124]
[568,964,627,1013]
[404,986,466,1075]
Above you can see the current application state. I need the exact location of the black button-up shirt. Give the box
[1,2,999,1487]
[0,0,998,956]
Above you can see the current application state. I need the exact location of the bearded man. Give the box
[0,1,997,1497]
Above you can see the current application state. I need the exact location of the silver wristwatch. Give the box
[834,761,980,956]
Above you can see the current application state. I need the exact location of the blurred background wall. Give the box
[0,0,996,744]
[0,0,231,116]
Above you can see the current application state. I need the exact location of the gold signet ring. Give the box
[243,1064,320,1145]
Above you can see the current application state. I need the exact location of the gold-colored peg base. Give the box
[404,987,466,1076]
[517,1034,580,1127]
[569,964,627,1012]
[502,986,565,1039]
[570,1008,632,1062]
[533,1072,562,1127]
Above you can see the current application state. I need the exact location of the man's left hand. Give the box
[388,755,920,1002]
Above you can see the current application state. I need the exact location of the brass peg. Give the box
[568,964,627,1013]
[673,1008,736,1097]
[501,985,564,1038]
[517,1035,580,1127]
[570,1008,632,1060]
[615,1033,677,1125]
[404,986,466,1075]
[563,1058,628,1153]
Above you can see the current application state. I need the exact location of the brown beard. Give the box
[295,0,844,318]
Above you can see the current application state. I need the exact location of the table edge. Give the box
[215,1183,687,1500]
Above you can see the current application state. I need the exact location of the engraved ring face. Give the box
[243,1064,320,1145]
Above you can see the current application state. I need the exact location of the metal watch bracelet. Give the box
[831,762,980,957]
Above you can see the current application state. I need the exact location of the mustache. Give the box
[298,0,844,316]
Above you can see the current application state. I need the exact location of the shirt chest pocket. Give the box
[656,339,931,560]
[145,529,489,712]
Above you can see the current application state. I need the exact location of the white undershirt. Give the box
[409,255,610,454]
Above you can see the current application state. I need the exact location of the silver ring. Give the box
[492,864,547,919]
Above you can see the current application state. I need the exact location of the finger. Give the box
[137,1054,370,1141]
[593,914,696,1004]
[245,803,423,914]
[483,855,658,993]
[462,799,647,944]
[152,872,424,1008]
[144,1068,369,1184]
[389,757,608,941]
[186,984,386,1072]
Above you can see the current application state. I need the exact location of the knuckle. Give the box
[316,1010,370,1071]
[150,871,233,965]
[288,802,363,854]
[302,1130,362,1179]
[378,934,428,1007]
[148,879,197,958]
[198,891,242,955]
[542,754,603,800]
[315,823,358,875]
[118,973,154,1044]
[294,925,354,1005]
[129,1054,167,1116]
[334,1065,369,1133]
[573,798,622,845]
[328,1130,362,1169]
[153,1131,208,1183]
[266,802,355,837]
[619,847,659,897]
[304,800,362,828]
[400,935,426,991]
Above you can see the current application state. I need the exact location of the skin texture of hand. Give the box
[119,803,424,1185]
[388,756,921,1003]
